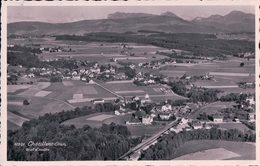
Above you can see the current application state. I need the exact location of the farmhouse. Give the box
[246,96,255,105]
[141,94,151,104]
[204,124,212,129]
[192,122,203,130]
[159,113,172,120]
[91,99,105,104]
[213,115,224,123]
[248,112,256,122]
[126,118,141,125]
[115,73,126,80]
[72,75,81,80]
[142,115,153,125]
[161,103,172,112]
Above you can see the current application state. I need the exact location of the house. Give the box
[126,118,141,125]
[110,68,116,74]
[129,64,135,69]
[91,99,105,104]
[72,71,78,76]
[27,73,35,78]
[142,115,153,125]
[161,104,172,112]
[192,122,203,129]
[212,115,223,123]
[105,69,110,73]
[115,73,126,80]
[246,96,255,105]
[248,112,256,121]
[81,76,87,81]
[89,73,94,78]
[159,113,172,120]
[132,96,140,102]
[72,75,81,80]
[89,79,95,84]
[179,105,192,114]
[204,123,212,129]
[79,68,85,73]
[114,110,126,116]
[141,94,151,104]
[147,79,155,84]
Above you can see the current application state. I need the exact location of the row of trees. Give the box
[8,104,141,161]
[220,93,248,103]
[140,127,255,160]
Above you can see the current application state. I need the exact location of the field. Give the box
[215,123,251,132]
[189,101,235,118]
[100,81,187,102]
[10,37,169,63]
[159,58,255,95]
[173,140,255,160]
[7,78,187,130]
[7,121,21,131]
[8,111,29,127]
[87,114,115,121]
[8,95,74,119]
[127,125,166,137]
[62,112,166,137]
[8,85,33,93]
[62,112,130,128]
[44,81,117,104]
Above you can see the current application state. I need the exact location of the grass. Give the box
[62,112,165,137]
[8,111,29,126]
[8,85,33,93]
[87,114,115,121]
[189,101,235,119]
[173,140,255,160]
[159,58,254,77]
[159,70,186,78]
[127,125,166,137]
[34,90,52,97]
[216,123,251,132]
[36,39,166,63]
[45,82,116,102]
[102,82,186,102]
[8,95,73,118]
[7,120,21,131]
[62,112,120,128]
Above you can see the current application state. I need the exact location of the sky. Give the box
[8,6,254,23]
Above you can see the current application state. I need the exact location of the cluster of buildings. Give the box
[133,72,157,86]
[9,61,130,83]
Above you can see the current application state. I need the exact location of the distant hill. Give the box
[8,11,255,35]
[107,12,155,19]
[192,11,255,33]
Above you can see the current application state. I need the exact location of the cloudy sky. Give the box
[8,6,254,23]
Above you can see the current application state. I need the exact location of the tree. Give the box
[240,62,245,67]
[23,99,30,105]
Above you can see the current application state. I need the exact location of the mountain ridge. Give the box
[8,11,255,35]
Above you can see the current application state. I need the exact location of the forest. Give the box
[168,81,220,103]
[7,45,43,68]
[8,104,141,161]
[140,127,255,160]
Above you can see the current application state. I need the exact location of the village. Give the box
[6,23,256,162]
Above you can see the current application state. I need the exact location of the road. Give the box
[118,119,180,160]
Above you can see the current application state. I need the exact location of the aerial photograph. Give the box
[6,6,255,161]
